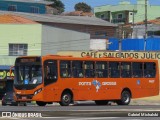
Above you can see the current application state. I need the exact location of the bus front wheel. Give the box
[95,100,108,105]
[36,101,47,106]
[59,92,72,106]
[117,91,131,105]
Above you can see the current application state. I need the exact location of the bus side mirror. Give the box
[10,66,15,79]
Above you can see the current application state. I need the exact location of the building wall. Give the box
[94,4,135,13]
[0,1,46,14]
[42,23,116,39]
[0,22,116,65]
[133,24,160,38]
[94,0,160,23]
[135,5,160,23]
[0,24,42,65]
[94,4,136,23]
[41,25,90,55]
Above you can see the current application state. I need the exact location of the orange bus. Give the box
[13,55,159,106]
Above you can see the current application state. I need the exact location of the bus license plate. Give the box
[22,96,26,100]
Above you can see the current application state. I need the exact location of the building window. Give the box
[30,6,39,13]
[95,31,108,38]
[9,44,28,56]
[117,14,123,19]
[8,5,17,11]
[100,14,105,19]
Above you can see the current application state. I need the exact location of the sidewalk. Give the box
[131,95,160,105]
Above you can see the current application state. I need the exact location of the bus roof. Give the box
[16,55,158,62]
[42,54,158,62]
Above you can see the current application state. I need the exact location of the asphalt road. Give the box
[0,103,160,120]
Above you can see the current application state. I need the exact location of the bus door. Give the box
[43,60,58,101]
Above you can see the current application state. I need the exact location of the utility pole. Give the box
[132,9,135,38]
[145,0,148,39]
[144,0,148,50]
[118,25,123,58]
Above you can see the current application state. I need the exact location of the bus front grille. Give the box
[16,94,34,100]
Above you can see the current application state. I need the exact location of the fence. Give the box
[108,38,160,51]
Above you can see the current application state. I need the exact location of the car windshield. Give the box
[14,65,42,85]
[4,92,13,98]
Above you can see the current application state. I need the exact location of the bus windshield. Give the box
[14,65,42,85]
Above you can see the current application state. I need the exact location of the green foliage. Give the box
[74,2,92,12]
[45,0,65,14]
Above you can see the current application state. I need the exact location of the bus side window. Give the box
[109,62,120,78]
[144,62,156,78]
[72,61,83,78]
[121,62,131,78]
[44,60,57,86]
[46,66,53,79]
[96,62,108,78]
[60,61,71,78]
[132,62,143,78]
[84,61,95,78]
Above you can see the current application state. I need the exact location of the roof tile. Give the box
[0,14,38,24]
[0,11,117,27]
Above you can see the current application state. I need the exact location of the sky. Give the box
[61,0,160,12]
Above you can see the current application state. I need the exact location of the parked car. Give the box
[2,91,18,106]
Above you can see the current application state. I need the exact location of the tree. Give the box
[45,0,65,14]
[74,2,92,12]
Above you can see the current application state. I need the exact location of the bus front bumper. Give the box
[15,93,43,102]
[15,94,34,102]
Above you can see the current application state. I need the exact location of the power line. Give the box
[0,38,91,48]
[0,37,108,52]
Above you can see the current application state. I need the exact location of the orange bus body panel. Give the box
[14,55,159,103]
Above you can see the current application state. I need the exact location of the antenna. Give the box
[119,0,131,4]
[120,0,131,2]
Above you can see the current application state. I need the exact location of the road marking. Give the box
[69,109,160,112]
[66,117,119,120]
[0,117,67,120]
[125,119,143,120]
[0,117,21,119]
[39,117,69,119]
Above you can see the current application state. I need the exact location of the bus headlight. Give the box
[34,88,42,95]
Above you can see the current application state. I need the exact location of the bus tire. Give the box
[36,101,47,106]
[117,90,131,105]
[59,92,72,106]
[95,100,108,105]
